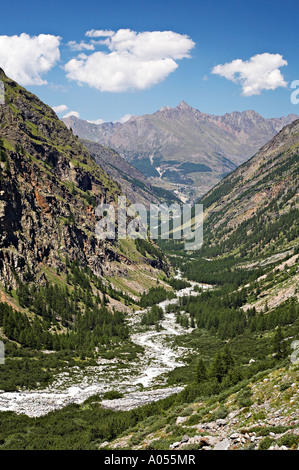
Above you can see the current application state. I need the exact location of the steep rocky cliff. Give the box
[0,70,167,290]
[200,118,299,252]
[81,139,174,208]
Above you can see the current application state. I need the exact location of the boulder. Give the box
[176,416,188,425]
[213,438,230,450]
[200,436,219,447]
[172,441,180,448]
[216,418,227,427]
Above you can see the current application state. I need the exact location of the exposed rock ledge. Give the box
[101,387,184,412]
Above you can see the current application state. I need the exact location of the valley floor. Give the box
[0,276,210,417]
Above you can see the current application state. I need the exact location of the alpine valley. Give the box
[63,102,298,203]
[0,69,298,451]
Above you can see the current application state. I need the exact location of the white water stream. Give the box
[0,273,210,417]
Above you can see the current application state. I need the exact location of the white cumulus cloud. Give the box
[67,41,95,51]
[63,110,80,119]
[85,29,115,38]
[87,118,105,124]
[0,33,61,85]
[87,114,134,124]
[211,53,288,96]
[52,104,68,114]
[114,114,133,123]
[108,30,194,60]
[64,29,195,92]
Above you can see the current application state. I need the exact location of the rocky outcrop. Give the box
[0,70,166,288]
[107,364,299,451]
[199,119,299,253]
[82,139,162,208]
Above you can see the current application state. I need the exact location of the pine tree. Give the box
[196,358,207,384]
[210,351,225,383]
[273,326,287,359]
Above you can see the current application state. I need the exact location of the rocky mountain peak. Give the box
[176,100,192,110]
[62,100,299,203]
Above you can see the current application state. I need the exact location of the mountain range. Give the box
[201,118,299,250]
[0,68,168,295]
[63,102,298,202]
[191,118,299,309]
[99,119,298,450]
[165,116,298,308]
[0,69,298,451]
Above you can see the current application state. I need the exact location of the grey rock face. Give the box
[213,438,231,450]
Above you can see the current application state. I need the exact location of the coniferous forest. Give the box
[0,14,298,452]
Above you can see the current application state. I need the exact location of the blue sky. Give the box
[0,0,298,122]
